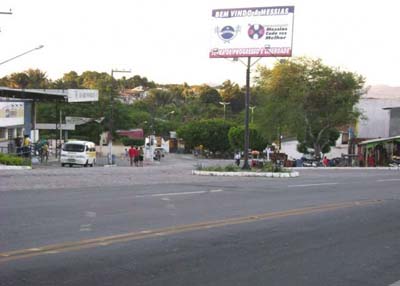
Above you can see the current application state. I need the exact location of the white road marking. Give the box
[85,211,97,218]
[377,179,400,182]
[151,191,209,197]
[209,189,224,193]
[288,182,339,188]
[80,224,92,232]
[136,189,224,198]
[43,251,59,254]
[98,242,110,246]
[388,280,400,286]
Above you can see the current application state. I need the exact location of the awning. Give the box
[358,135,400,148]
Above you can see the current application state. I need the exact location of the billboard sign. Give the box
[210,6,295,58]
[65,116,93,125]
[67,89,99,102]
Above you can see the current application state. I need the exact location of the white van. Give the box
[60,140,96,167]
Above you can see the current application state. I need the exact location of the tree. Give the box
[177,119,233,154]
[7,72,30,88]
[228,125,267,152]
[144,89,175,107]
[256,57,365,156]
[197,84,221,105]
[25,69,49,88]
[219,80,245,113]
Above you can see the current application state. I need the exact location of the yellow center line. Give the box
[0,199,382,263]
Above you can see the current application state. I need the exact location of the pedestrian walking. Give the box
[234,152,241,166]
[322,156,329,167]
[139,147,144,167]
[133,146,139,166]
[42,141,49,163]
[128,145,135,166]
[155,149,161,161]
[23,135,31,158]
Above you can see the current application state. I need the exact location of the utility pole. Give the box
[108,69,131,165]
[242,57,251,170]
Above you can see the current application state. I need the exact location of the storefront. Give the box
[358,136,400,167]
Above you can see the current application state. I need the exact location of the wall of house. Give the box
[389,108,400,137]
[280,135,349,160]
[356,98,398,138]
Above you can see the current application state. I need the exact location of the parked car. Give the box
[60,140,96,167]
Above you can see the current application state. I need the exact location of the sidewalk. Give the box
[30,154,162,168]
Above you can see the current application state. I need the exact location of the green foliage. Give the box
[120,137,145,146]
[197,85,221,105]
[122,75,156,89]
[228,125,267,151]
[0,69,254,149]
[196,162,287,173]
[2,69,48,89]
[177,119,233,154]
[199,164,240,172]
[219,80,245,113]
[261,161,286,173]
[144,89,176,107]
[256,57,365,155]
[297,128,340,154]
[0,153,31,166]
[224,164,241,172]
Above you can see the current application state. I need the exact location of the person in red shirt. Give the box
[133,146,139,167]
[128,146,136,166]
[368,152,375,167]
[322,156,329,167]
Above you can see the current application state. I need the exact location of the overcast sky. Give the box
[1,0,400,87]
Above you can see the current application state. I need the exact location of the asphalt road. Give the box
[1,155,400,285]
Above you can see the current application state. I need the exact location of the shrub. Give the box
[224,164,241,172]
[261,161,288,173]
[0,153,31,166]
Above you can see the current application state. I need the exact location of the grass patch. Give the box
[0,153,31,166]
[195,162,289,173]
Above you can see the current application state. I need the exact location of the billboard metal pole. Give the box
[242,57,251,170]
[210,6,294,169]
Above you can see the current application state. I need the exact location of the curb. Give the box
[0,165,32,170]
[291,167,400,171]
[192,170,299,178]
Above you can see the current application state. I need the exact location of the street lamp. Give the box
[108,68,131,165]
[219,101,230,121]
[0,45,44,66]
[250,106,256,123]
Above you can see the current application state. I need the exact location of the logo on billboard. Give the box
[248,24,265,40]
[215,25,240,43]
